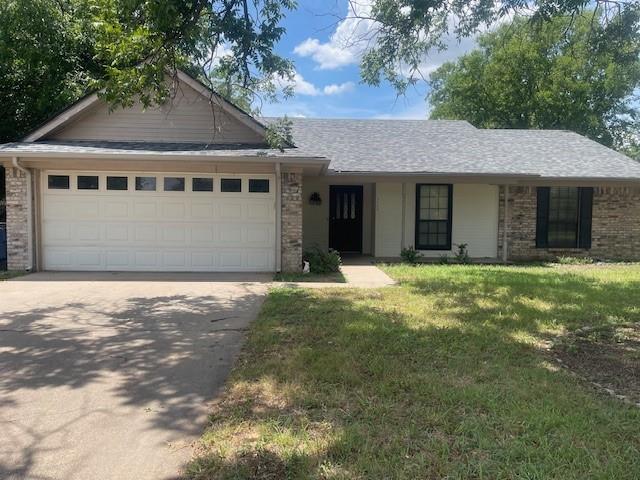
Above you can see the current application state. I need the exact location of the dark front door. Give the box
[329,185,363,253]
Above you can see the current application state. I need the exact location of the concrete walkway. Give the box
[273,260,396,289]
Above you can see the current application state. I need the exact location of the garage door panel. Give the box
[191,203,215,218]
[134,251,159,268]
[76,224,101,241]
[106,224,130,241]
[42,172,276,272]
[76,250,102,267]
[135,224,157,242]
[191,225,214,244]
[105,251,130,268]
[134,202,158,218]
[101,201,129,218]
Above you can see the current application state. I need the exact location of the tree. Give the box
[0,0,99,142]
[0,0,296,143]
[427,12,640,151]
[353,0,639,94]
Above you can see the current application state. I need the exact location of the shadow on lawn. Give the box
[186,270,640,479]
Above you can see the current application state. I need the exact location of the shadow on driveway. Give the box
[0,274,269,480]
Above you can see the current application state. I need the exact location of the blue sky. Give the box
[259,0,479,119]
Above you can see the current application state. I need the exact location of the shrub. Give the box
[438,254,450,264]
[556,256,595,265]
[454,243,471,264]
[303,247,341,274]
[400,246,422,264]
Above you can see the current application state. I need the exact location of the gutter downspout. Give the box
[12,157,34,271]
[502,185,509,263]
[275,163,282,272]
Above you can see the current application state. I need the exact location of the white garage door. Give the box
[41,171,276,271]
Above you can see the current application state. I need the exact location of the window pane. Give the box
[193,177,213,192]
[107,176,128,191]
[136,176,156,191]
[416,184,451,249]
[221,178,241,192]
[164,177,185,192]
[48,175,69,189]
[249,179,269,193]
[77,175,98,190]
[548,187,579,247]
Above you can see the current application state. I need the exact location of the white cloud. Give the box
[294,1,489,78]
[323,81,355,95]
[292,73,321,96]
[274,72,355,97]
[293,0,376,70]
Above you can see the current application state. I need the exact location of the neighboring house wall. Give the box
[282,172,303,272]
[498,185,640,261]
[302,177,374,254]
[5,167,29,270]
[47,82,264,144]
[371,182,499,258]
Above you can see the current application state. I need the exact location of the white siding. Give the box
[374,182,403,257]
[402,183,499,258]
[48,81,264,144]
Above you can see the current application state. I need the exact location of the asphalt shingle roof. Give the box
[0,140,319,159]
[2,119,639,180]
[279,118,640,179]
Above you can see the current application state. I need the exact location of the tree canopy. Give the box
[0,0,295,142]
[427,12,640,154]
[355,0,639,94]
[1,0,638,144]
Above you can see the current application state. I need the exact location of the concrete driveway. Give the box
[0,272,270,480]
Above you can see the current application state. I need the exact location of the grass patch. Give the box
[188,264,640,479]
[273,271,346,283]
[0,270,26,281]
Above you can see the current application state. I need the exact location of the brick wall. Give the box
[281,172,303,272]
[5,167,30,270]
[498,185,640,261]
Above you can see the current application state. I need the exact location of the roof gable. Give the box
[25,70,268,145]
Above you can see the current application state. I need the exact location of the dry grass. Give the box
[186,264,640,479]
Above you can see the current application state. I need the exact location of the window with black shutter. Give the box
[536,187,593,249]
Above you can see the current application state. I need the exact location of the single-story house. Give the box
[1,69,640,273]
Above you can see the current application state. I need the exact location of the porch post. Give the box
[502,184,510,263]
[281,171,303,272]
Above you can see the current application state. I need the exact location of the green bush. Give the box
[454,243,471,264]
[400,246,422,264]
[556,256,595,265]
[303,247,341,274]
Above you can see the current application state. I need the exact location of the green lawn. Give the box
[273,271,346,283]
[187,264,640,479]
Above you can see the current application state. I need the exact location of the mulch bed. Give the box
[551,323,640,406]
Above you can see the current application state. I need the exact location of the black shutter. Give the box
[536,187,550,248]
[578,187,594,249]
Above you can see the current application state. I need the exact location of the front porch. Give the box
[302,176,502,261]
